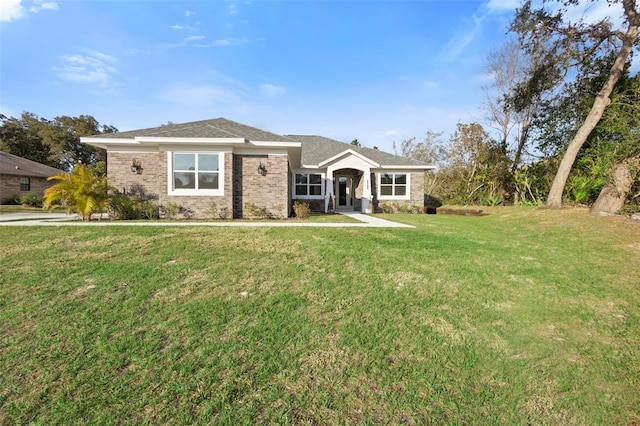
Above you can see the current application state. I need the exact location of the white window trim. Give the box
[167,152,224,196]
[292,172,325,199]
[377,172,410,200]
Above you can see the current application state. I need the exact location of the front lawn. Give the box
[1,207,638,424]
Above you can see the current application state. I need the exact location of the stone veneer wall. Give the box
[0,175,54,203]
[233,154,289,218]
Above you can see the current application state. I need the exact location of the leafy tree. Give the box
[0,113,53,166]
[43,164,111,221]
[510,0,640,208]
[482,40,551,204]
[445,122,510,204]
[394,131,447,198]
[533,54,640,209]
[350,139,361,146]
[393,131,446,165]
[0,112,116,170]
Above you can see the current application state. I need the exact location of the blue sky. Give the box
[0,0,617,152]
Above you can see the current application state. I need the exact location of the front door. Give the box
[335,175,352,209]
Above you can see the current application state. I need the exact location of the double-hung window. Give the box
[20,177,30,191]
[170,153,222,195]
[379,173,408,198]
[295,173,322,197]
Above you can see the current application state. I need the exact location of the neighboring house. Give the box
[0,151,62,204]
[81,118,434,218]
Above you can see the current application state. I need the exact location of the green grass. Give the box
[1,207,638,424]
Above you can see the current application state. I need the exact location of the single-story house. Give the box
[0,151,62,204]
[81,118,434,218]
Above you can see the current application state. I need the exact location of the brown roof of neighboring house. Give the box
[0,151,63,178]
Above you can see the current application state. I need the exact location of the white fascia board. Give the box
[135,137,246,145]
[247,140,302,148]
[159,145,233,153]
[80,137,136,150]
[378,165,436,170]
[318,149,380,168]
[234,147,290,156]
[108,145,159,153]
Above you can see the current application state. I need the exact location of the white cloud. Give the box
[30,0,58,13]
[1,0,59,21]
[168,24,194,31]
[0,0,23,21]
[189,38,249,48]
[229,4,238,15]
[439,13,485,62]
[55,50,120,94]
[563,1,624,26]
[259,84,286,97]
[184,10,192,17]
[185,35,206,42]
[485,0,520,12]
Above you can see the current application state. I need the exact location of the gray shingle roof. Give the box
[91,118,294,142]
[84,118,431,168]
[0,151,63,178]
[287,135,431,167]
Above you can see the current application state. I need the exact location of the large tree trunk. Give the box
[590,158,640,215]
[546,1,639,209]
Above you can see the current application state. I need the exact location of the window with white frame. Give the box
[379,173,407,197]
[295,173,322,197]
[171,153,221,194]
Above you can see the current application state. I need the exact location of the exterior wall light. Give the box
[257,162,267,176]
[131,159,143,174]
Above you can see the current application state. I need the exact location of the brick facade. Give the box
[233,154,289,218]
[0,174,54,203]
[107,151,288,219]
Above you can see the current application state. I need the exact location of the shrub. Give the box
[244,202,268,219]
[218,207,231,219]
[43,164,111,221]
[205,202,218,219]
[379,203,394,214]
[1,195,21,205]
[109,192,159,220]
[293,201,311,219]
[19,192,43,207]
[164,202,180,219]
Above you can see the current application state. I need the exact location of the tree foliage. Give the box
[0,112,116,172]
[43,164,112,221]
[510,0,640,208]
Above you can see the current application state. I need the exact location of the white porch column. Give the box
[325,166,335,212]
[362,167,372,213]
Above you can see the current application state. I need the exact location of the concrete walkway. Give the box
[0,211,414,228]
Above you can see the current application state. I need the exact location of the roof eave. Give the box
[378,165,436,170]
[317,149,381,168]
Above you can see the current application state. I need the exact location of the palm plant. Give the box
[43,164,111,221]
